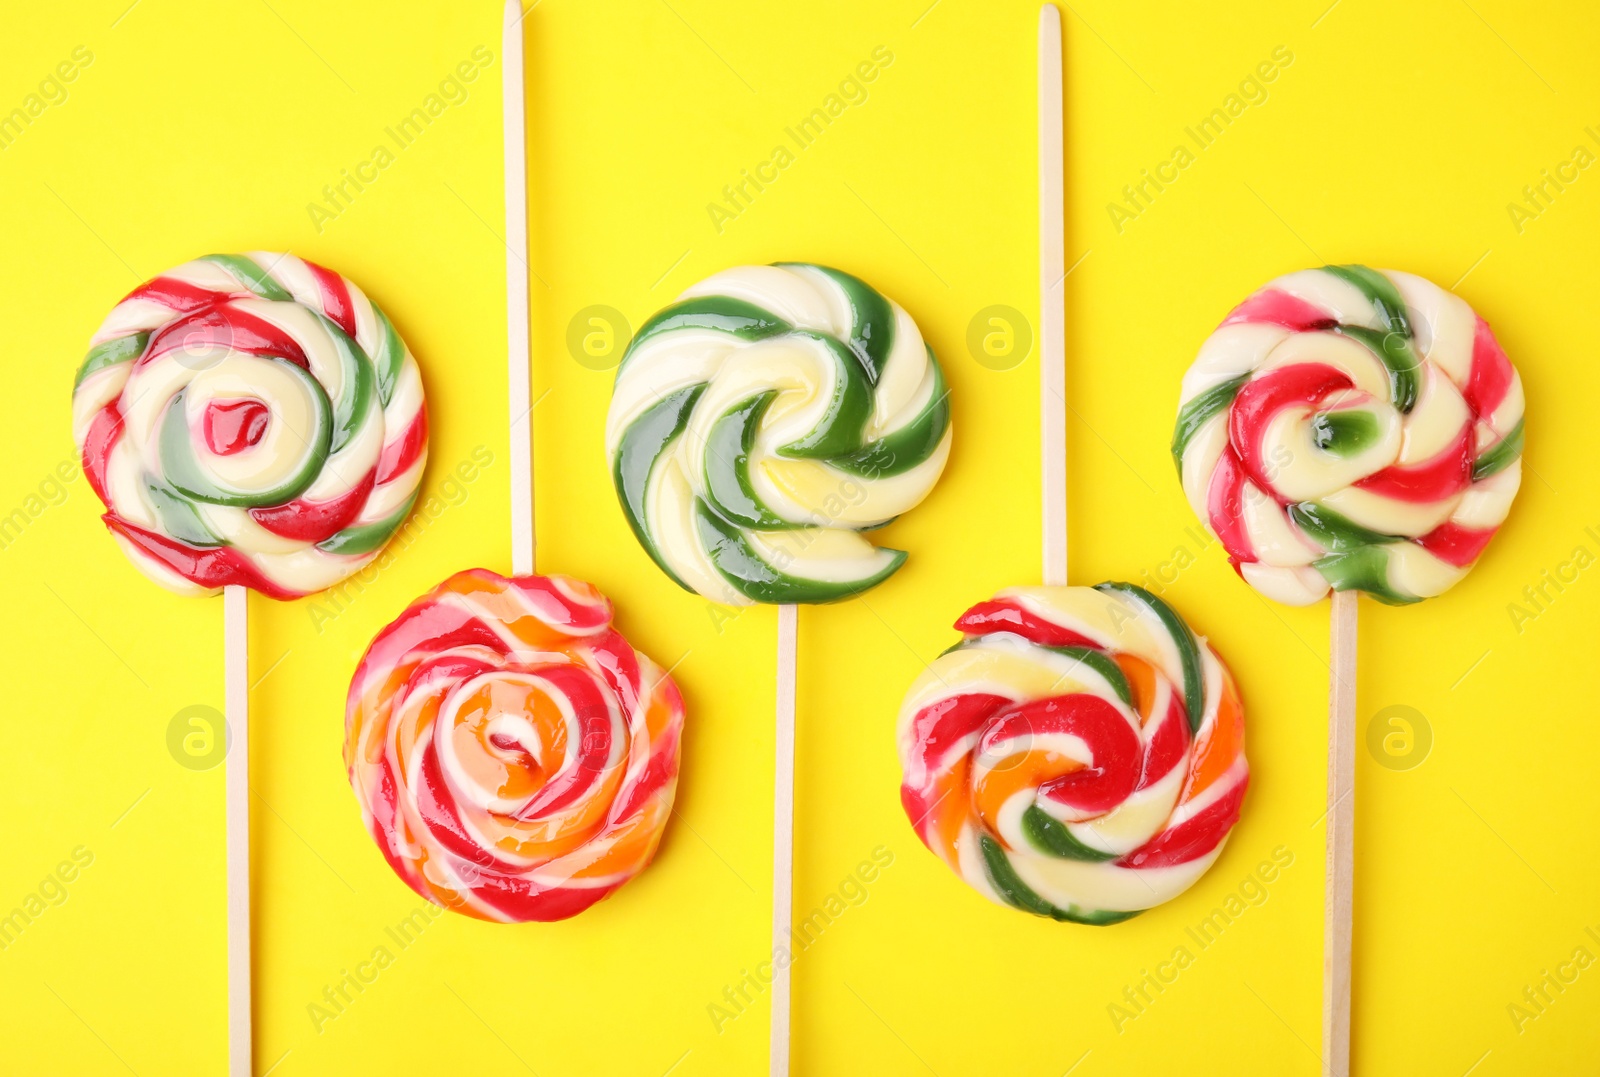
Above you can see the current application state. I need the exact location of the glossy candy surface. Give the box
[70,253,428,599]
[898,585,1248,924]
[345,569,683,922]
[605,263,951,606]
[1173,265,1523,605]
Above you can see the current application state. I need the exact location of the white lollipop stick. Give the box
[225,584,250,1077]
[1039,5,1065,585]
[771,603,797,1076]
[505,0,534,575]
[1325,591,1357,1076]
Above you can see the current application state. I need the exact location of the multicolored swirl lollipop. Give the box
[1171,264,1525,1076]
[1172,264,1523,606]
[71,252,427,597]
[344,8,687,927]
[345,569,684,921]
[69,251,429,1077]
[899,584,1248,923]
[896,12,1251,930]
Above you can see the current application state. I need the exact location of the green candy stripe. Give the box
[74,332,149,390]
[1323,265,1420,412]
[370,303,405,407]
[1042,645,1133,706]
[1332,324,1421,414]
[782,262,895,384]
[145,476,221,547]
[978,833,1140,925]
[1171,374,1247,475]
[314,311,377,455]
[613,385,705,591]
[317,492,417,556]
[1288,502,1403,552]
[1323,264,1412,339]
[834,345,950,478]
[1312,409,1381,456]
[694,498,905,604]
[1021,805,1119,862]
[202,253,293,302]
[1313,546,1420,605]
[618,296,792,375]
[773,331,873,460]
[702,391,796,530]
[1095,582,1206,734]
[1472,418,1523,481]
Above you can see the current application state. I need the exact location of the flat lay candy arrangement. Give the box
[33,1,1575,1074]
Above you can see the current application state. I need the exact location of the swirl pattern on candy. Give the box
[898,585,1248,924]
[1173,265,1524,605]
[70,253,428,599]
[345,569,684,922]
[605,263,951,605]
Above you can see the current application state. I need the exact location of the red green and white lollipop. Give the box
[1173,265,1523,606]
[1171,264,1525,1076]
[72,252,427,598]
[69,252,428,1077]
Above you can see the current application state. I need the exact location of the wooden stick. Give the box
[224,584,251,1077]
[1324,589,1357,1077]
[770,603,798,1076]
[1038,4,1066,586]
[504,0,534,576]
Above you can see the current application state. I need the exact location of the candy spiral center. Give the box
[202,398,270,456]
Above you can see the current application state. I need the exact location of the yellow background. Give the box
[2,0,1596,1073]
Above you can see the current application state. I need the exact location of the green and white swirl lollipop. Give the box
[605,263,951,605]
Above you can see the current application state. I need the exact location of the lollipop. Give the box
[605,262,951,605]
[71,252,427,597]
[606,262,951,1074]
[1173,264,1523,606]
[342,5,685,924]
[1171,265,1524,1076]
[69,251,428,1077]
[896,11,1250,928]
[899,584,1247,924]
[345,569,684,922]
